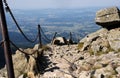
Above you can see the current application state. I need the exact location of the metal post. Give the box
[38,24,42,48]
[51,32,57,45]
[0,0,15,78]
[68,32,72,46]
[70,32,72,40]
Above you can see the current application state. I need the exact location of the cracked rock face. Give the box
[80,28,120,52]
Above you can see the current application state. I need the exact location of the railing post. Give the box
[51,32,57,45]
[0,0,15,78]
[67,32,73,46]
[70,32,72,41]
[38,24,42,48]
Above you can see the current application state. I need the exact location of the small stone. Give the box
[100,59,111,65]
[79,71,91,78]
[94,65,115,78]
[18,74,24,78]
[116,67,120,74]
[27,72,35,78]
[93,62,103,69]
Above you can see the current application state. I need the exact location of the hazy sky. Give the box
[7,0,120,9]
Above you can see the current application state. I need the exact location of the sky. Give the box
[7,0,120,9]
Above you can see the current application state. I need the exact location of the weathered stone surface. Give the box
[95,7,120,28]
[33,44,40,50]
[94,65,116,78]
[0,48,42,78]
[43,70,73,78]
[54,58,71,73]
[80,28,120,52]
[78,71,91,78]
[93,62,103,69]
[52,37,67,45]
[80,28,108,49]
[1,43,120,78]
[80,28,108,43]
[0,66,7,78]
[107,28,120,51]
[116,67,120,74]
[12,50,29,77]
[18,74,24,78]
[43,71,63,78]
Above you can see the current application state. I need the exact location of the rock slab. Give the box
[95,7,120,28]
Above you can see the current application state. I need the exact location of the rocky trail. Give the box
[1,43,120,78]
[1,7,120,78]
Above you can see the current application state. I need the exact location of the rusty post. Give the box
[38,24,42,48]
[0,0,15,78]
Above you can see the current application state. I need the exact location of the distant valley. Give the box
[0,7,102,48]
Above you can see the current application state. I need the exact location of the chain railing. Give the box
[0,1,78,78]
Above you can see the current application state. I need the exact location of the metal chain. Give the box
[0,40,3,46]
[41,36,50,43]
[51,32,57,44]
[3,0,8,6]
[40,28,51,41]
[3,0,39,43]
[9,40,38,55]
[3,0,57,44]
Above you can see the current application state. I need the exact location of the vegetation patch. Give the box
[88,46,115,56]
[41,45,51,51]
[77,42,84,50]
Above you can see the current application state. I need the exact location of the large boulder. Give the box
[116,67,120,74]
[95,7,120,29]
[52,37,67,45]
[80,28,109,52]
[12,50,38,78]
[107,28,120,51]
[79,28,120,52]
[0,47,43,78]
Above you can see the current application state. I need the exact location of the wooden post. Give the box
[0,0,15,78]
